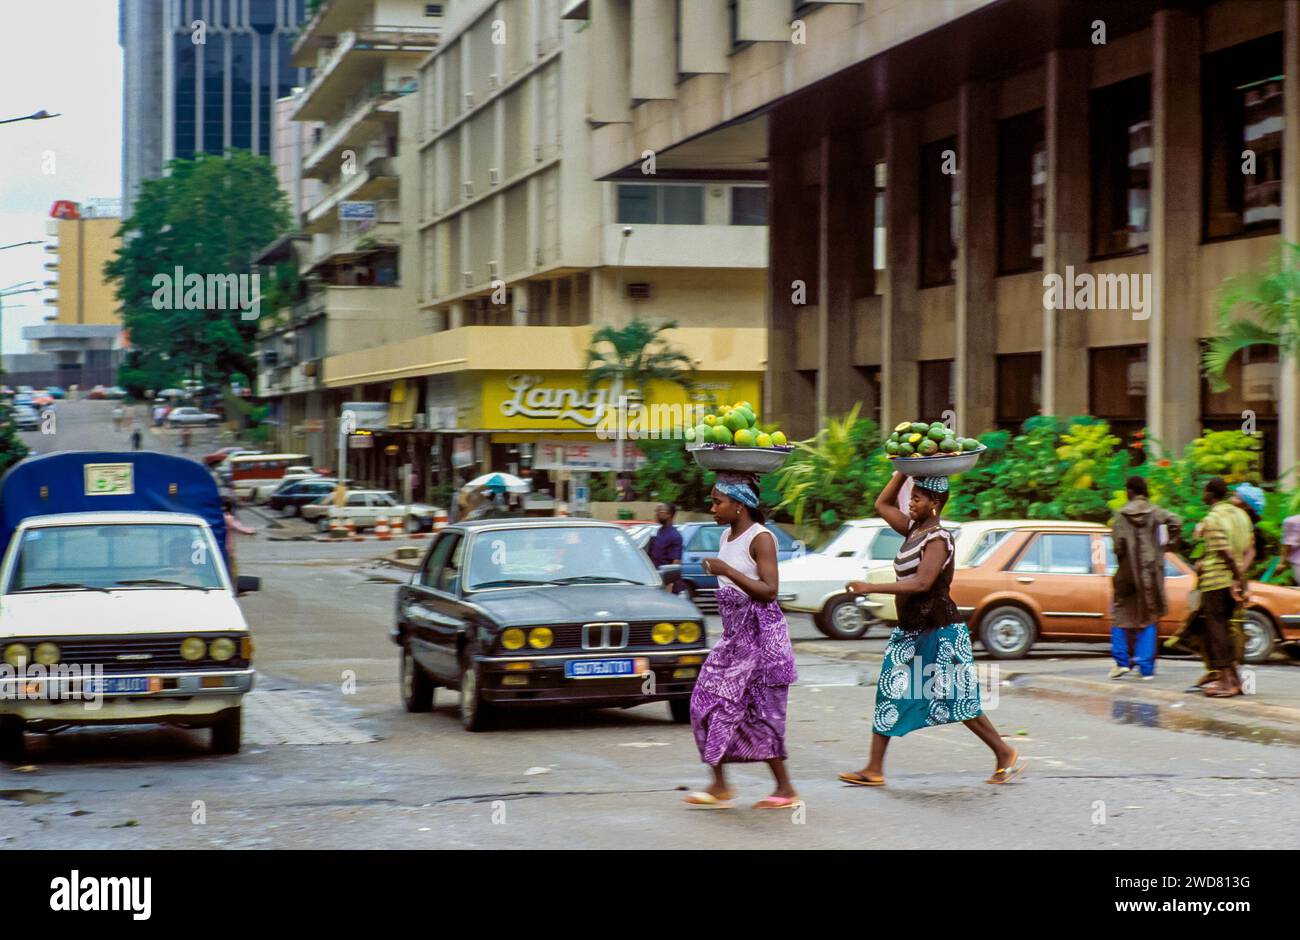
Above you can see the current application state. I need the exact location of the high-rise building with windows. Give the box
[119,0,310,218]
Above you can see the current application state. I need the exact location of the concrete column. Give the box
[630,0,676,101]
[1280,1,1300,484]
[589,0,632,124]
[679,0,728,74]
[1042,49,1090,418]
[818,134,863,426]
[1148,10,1203,454]
[955,82,997,437]
[881,111,920,432]
[765,142,817,437]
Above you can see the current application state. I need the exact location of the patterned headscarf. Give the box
[714,471,760,508]
[914,476,950,495]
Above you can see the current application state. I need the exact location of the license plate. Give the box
[84,677,161,695]
[565,658,648,679]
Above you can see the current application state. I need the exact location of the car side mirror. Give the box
[236,575,261,594]
[658,564,681,583]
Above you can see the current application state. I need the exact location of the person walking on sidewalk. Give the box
[646,502,684,594]
[1195,477,1253,698]
[1108,476,1181,680]
[683,472,800,811]
[840,472,1025,788]
[222,496,256,584]
[130,427,143,451]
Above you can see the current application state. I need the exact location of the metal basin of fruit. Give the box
[688,443,795,473]
[888,446,986,476]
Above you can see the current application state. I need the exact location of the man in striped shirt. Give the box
[1196,477,1254,698]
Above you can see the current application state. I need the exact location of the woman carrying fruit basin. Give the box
[839,472,1026,787]
[682,471,801,811]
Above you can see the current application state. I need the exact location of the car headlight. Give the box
[502,628,526,651]
[528,627,553,649]
[652,622,676,645]
[3,643,30,668]
[209,637,236,662]
[677,622,701,644]
[180,637,207,661]
[34,642,60,666]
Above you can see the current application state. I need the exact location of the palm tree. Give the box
[1203,241,1300,391]
[584,317,698,476]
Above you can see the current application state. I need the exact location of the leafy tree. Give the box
[104,151,292,396]
[0,401,29,478]
[1203,240,1300,390]
[633,437,715,512]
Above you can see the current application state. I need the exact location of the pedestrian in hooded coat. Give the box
[1109,475,1182,679]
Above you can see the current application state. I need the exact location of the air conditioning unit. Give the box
[464,91,474,107]
[488,73,499,90]
[489,167,500,186]
[535,249,545,266]
[463,271,474,287]
[488,260,498,277]
[627,282,652,300]
[534,144,543,162]
[463,180,474,198]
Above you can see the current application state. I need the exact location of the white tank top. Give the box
[717,523,772,591]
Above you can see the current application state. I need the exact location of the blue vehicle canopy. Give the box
[0,451,226,563]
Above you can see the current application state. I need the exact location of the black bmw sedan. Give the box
[392,519,707,731]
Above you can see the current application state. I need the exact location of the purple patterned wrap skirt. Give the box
[690,584,798,765]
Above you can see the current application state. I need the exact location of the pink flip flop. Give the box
[752,795,803,810]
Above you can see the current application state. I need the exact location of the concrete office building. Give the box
[119,0,310,218]
[573,0,1300,480]
[254,0,443,466]
[320,0,770,501]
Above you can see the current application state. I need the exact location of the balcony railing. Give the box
[304,80,410,170]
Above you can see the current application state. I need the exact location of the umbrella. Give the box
[464,472,531,494]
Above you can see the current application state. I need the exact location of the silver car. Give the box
[10,404,39,432]
[166,406,220,427]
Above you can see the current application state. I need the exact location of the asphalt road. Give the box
[3,401,1298,848]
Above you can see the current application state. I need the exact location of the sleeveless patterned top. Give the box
[894,521,960,632]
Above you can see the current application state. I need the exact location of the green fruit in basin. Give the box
[710,425,734,445]
[733,428,757,447]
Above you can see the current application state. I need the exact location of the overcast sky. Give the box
[0,1,122,353]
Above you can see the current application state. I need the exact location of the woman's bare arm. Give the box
[875,471,911,535]
[703,530,779,604]
[847,538,946,597]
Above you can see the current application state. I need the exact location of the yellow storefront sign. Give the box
[480,372,761,433]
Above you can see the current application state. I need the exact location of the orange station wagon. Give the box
[943,522,1300,663]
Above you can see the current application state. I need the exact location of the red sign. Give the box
[49,200,80,220]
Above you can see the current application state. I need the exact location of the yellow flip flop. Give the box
[838,770,886,787]
[683,791,735,809]
[986,750,1026,785]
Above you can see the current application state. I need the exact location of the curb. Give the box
[314,532,429,543]
[795,640,1300,725]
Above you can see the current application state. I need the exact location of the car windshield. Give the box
[6,524,224,593]
[465,526,657,590]
[819,525,875,558]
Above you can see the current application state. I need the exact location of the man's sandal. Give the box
[986,750,1026,785]
[838,770,886,787]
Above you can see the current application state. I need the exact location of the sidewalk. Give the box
[797,638,1300,726]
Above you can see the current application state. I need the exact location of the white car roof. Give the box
[18,511,210,529]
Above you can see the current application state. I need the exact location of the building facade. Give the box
[313,0,770,506]
[120,0,311,217]
[573,0,1300,481]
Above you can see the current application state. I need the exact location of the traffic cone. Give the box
[375,515,391,540]
[346,518,360,541]
[431,509,448,532]
[329,511,347,539]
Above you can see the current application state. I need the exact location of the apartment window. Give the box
[996,353,1042,432]
[997,110,1045,274]
[616,184,704,224]
[1204,34,1284,241]
[1201,342,1277,479]
[1091,76,1151,258]
[731,186,768,225]
[918,359,955,420]
[872,161,887,295]
[919,138,958,287]
[424,4,443,15]
[1089,345,1147,447]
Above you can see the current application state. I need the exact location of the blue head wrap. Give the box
[714,472,760,508]
[1234,482,1264,515]
[914,476,950,495]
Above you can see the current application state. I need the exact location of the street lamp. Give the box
[0,110,60,126]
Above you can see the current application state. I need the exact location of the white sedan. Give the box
[166,406,221,427]
[776,520,907,639]
[305,490,442,533]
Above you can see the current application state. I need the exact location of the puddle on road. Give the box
[1013,682,1300,746]
[0,789,62,806]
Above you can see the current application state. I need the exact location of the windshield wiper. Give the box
[113,579,214,591]
[468,578,551,589]
[548,575,645,585]
[13,582,111,594]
